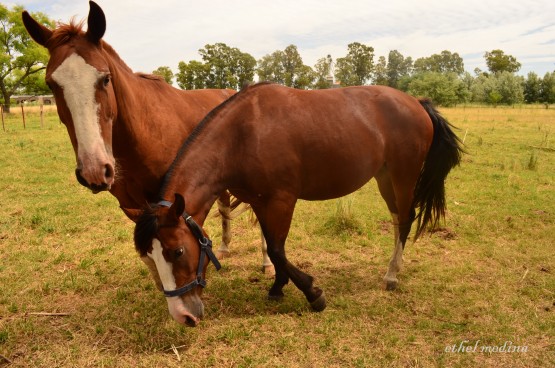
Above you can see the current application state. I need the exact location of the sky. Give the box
[12,0,555,78]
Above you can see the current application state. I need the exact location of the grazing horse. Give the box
[129,82,464,326]
[21,1,272,275]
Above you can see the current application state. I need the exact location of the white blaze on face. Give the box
[148,239,189,322]
[51,53,107,161]
[148,239,177,290]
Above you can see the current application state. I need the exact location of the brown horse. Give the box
[128,82,463,326]
[22,2,272,274]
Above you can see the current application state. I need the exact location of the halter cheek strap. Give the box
[157,200,221,298]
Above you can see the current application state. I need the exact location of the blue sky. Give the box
[13,0,555,77]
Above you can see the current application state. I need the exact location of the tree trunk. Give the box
[1,87,11,113]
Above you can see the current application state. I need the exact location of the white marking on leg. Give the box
[384,213,403,288]
[51,53,112,167]
[260,229,274,275]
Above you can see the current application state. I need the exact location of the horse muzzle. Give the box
[75,163,115,193]
[167,294,204,327]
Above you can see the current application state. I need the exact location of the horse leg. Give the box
[260,229,275,275]
[376,169,415,291]
[254,195,326,311]
[216,192,232,259]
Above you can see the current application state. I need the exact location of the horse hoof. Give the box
[384,279,398,291]
[261,264,275,276]
[310,292,326,312]
[268,293,284,302]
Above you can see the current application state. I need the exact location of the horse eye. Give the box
[174,248,184,258]
[103,75,110,87]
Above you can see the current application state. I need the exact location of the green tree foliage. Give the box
[199,43,256,89]
[524,72,541,103]
[407,72,468,107]
[540,72,555,105]
[334,42,374,86]
[1,5,53,111]
[484,49,521,74]
[313,54,333,89]
[413,50,464,75]
[152,66,174,84]
[471,72,524,105]
[257,45,315,89]
[373,50,412,89]
[176,60,208,90]
[176,43,255,90]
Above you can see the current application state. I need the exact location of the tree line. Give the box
[2,4,554,110]
[155,44,555,107]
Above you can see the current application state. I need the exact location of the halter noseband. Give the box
[157,200,221,298]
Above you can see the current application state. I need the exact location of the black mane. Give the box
[134,205,159,256]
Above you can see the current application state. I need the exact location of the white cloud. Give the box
[16,0,555,76]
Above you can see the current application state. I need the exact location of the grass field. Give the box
[0,105,554,367]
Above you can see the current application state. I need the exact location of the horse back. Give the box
[228,84,433,200]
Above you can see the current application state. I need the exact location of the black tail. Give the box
[412,99,464,239]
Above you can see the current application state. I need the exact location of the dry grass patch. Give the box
[0,106,553,367]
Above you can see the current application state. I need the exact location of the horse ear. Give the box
[171,193,186,219]
[86,1,106,44]
[121,207,143,222]
[22,11,53,47]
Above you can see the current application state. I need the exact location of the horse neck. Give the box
[161,123,238,222]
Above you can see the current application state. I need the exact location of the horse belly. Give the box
[298,130,384,201]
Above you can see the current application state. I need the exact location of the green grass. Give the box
[0,106,554,367]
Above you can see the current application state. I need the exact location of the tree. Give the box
[407,72,467,107]
[470,72,524,105]
[313,55,333,89]
[523,72,542,104]
[382,50,413,89]
[484,49,521,74]
[496,72,524,105]
[540,71,555,106]
[1,5,53,112]
[176,60,209,90]
[176,43,255,90]
[18,68,49,95]
[334,42,374,86]
[413,50,464,75]
[373,56,388,86]
[198,43,256,90]
[257,45,315,89]
[152,66,174,84]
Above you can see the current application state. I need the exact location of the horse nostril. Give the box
[184,315,198,327]
[104,163,115,182]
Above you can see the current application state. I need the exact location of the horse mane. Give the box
[134,205,159,256]
[158,82,271,197]
[45,18,85,49]
[45,19,134,74]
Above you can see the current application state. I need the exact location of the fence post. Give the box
[39,98,44,128]
[20,103,26,129]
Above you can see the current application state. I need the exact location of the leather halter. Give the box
[157,200,221,298]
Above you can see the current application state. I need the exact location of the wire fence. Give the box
[1,103,59,131]
[1,101,554,133]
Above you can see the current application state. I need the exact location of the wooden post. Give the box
[1,105,4,132]
[39,99,44,128]
[20,103,26,129]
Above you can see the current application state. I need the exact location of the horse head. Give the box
[23,1,117,193]
[124,194,220,327]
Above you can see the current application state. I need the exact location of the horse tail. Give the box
[412,99,464,239]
